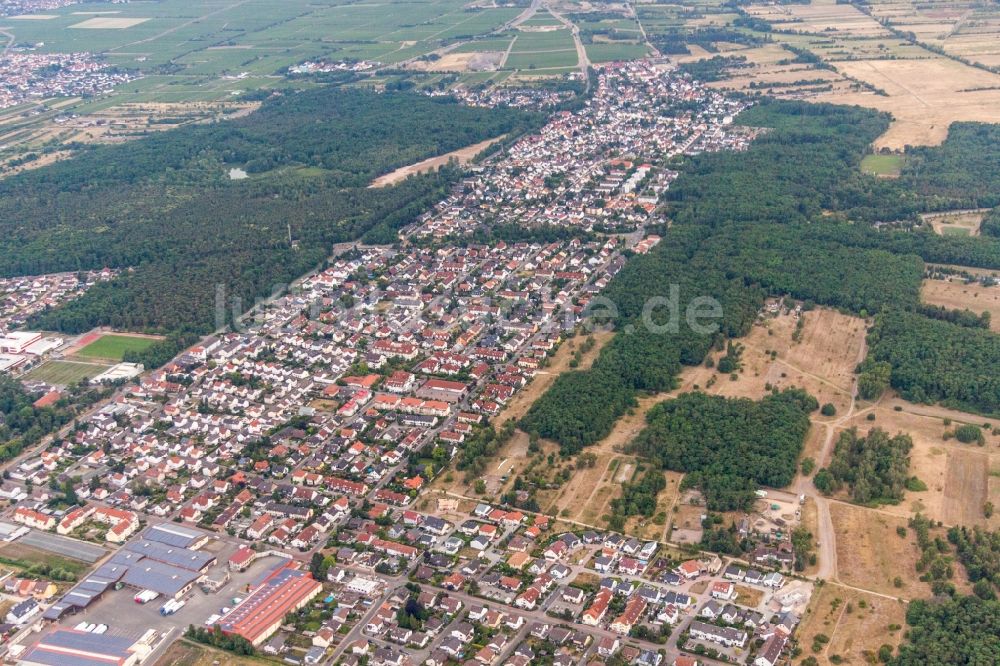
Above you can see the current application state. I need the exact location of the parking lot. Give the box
[23,553,291,663]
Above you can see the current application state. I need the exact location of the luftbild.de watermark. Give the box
[214,281,724,337]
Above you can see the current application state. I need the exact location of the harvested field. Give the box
[942,448,991,527]
[744,2,891,38]
[796,582,907,666]
[70,17,149,29]
[920,277,1000,332]
[828,501,928,597]
[369,134,506,188]
[817,57,1000,149]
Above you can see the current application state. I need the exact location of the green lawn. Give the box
[860,153,904,176]
[23,360,109,385]
[75,334,157,361]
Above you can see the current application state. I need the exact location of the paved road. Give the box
[547,2,590,87]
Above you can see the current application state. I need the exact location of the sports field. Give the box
[22,359,109,385]
[75,334,156,361]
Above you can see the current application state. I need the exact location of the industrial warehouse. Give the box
[43,525,215,620]
[216,567,322,647]
[18,628,158,666]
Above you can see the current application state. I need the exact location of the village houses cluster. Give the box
[0,60,811,666]
[411,61,754,239]
[0,50,137,111]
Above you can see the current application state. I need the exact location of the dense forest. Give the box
[890,595,1000,665]
[867,309,1000,415]
[628,389,817,510]
[6,87,539,365]
[812,428,913,505]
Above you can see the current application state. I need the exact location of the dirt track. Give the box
[369,135,507,188]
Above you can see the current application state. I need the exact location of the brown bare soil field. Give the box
[796,582,907,666]
[817,57,1000,149]
[370,135,507,188]
[828,501,928,597]
[920,277,1000,333]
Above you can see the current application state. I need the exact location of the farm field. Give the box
[865,0,1000,69]
[75,333,158,361]
[584,42,650,63]
[659,0,1000,148]
[0,0,528,160]
[818,57,1000,149]
[796,581,908,666]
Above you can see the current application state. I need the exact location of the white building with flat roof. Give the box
[0,331,41,354]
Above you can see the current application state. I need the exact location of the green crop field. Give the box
[585,42,651,64]
[505,50,579,70]
[2,0,522,107]
[22,360,109,385]
[75,334,157,361]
